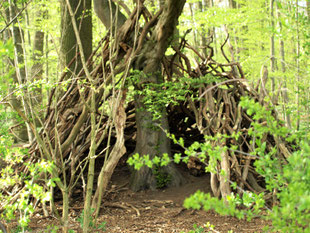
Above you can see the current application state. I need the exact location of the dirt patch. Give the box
[8,167,269,232]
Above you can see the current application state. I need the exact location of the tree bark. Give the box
[91,92,126,217]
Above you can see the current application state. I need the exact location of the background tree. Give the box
[4,1,31,142]
[30,3,46,122]
[60,0,92,73]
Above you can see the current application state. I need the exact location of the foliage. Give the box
[183,141,310,232]
[269,141,310,232]
[129,70,222,120]
[44,225,59,233]
[77,209,106,231]
[127,153,171,188]
[183,96,310,232]
[152,165,172,189]
[0,35,55,226]
[0,133,55,230]
[185,223,206,233]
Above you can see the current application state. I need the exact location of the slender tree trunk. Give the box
[91,92,126,218]
[31,6,46,128]
[270,0,276,104]
[229,0,237,8]
[90,0,128,219]
[198,0,209,58]
[189,3,199,53]
[7,1,31,142]
[210,0,217,58]
[3,9,26,142]
[62,189,70,233]
[277,3,291,128]
[83,90,97,233]
[45,33,50,98]
[307,0,310,18]
[228,0,241,61]
[296,0,300,130]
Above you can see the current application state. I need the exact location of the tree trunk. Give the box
[83,90,97,233]
[129,0,186,191]
[307,0,310,18]
[270,0,277,104]
[60,0,92,73]
[276,4,291,128]
[62,188,70,233]
[30,6,46,129]
[6,1,31,142]
[93,0,126,30]
[198,1,208,58]
[228,0,241,62]
[295,0,300,130]
[189,3,199,55]
[219,149,231,200]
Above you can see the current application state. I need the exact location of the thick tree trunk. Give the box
[129,0,186,191]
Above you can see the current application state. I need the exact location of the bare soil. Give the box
[7,167,269,232]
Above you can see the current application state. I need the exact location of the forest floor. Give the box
[8,166,270,232]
